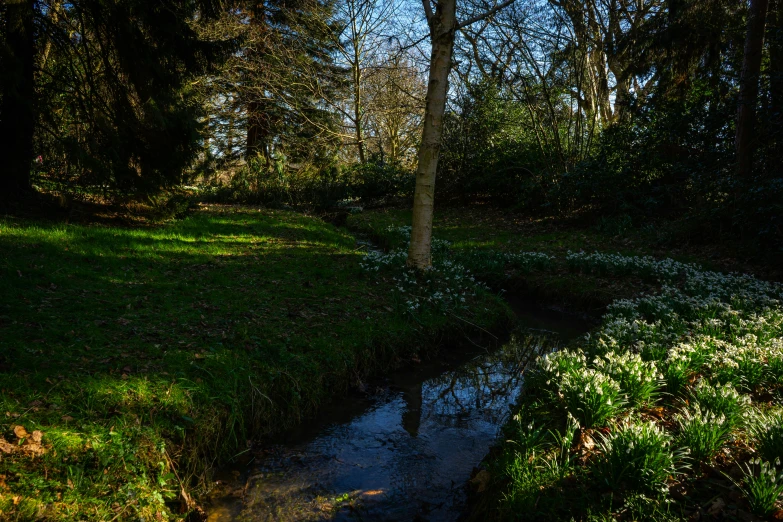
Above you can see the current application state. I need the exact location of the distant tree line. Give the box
[436,0,782,247]
[1,0,780,248]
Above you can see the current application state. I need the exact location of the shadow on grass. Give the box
[2,206,502,519]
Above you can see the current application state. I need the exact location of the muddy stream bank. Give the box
[207,299,592,521]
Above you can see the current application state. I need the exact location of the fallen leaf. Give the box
[0,439,15,454]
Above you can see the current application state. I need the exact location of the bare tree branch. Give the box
[422,0,435,24]
[456,0,517,30]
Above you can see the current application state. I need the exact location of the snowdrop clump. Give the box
[527,349,588,391]
[360,238,488,314]
[497,249,781,509]
[594,420,679,496]
[592,351,662,406]
[558,366,624,428]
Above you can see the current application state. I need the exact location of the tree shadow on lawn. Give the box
[0,207,422,517]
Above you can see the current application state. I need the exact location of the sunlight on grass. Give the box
[0,205,508,520]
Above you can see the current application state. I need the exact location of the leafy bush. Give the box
[201,158,413,209]
[593,421,680,496]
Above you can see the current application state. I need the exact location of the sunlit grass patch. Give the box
[0,205,510,520]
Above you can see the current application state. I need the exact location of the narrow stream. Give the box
[207,301,591,521]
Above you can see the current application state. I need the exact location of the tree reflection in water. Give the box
[226,333,562,522]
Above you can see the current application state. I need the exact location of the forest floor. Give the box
[3,202,780,521]
[0,204,509,520]
[349,206,783,521]
[348,205,782,307]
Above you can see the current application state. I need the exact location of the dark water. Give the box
[208,302,590,522]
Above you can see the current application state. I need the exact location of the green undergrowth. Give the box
[349,207,783,520]
[349,208,653,309]
[474,254,783,521]
[348,207,781,304]
[0,205,510,520]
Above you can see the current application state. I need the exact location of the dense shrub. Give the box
[200,158,413,209]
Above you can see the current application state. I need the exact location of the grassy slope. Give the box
[0,205,509,520]
[348,206,780,306]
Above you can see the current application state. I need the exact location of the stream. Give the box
[207,300,591,521]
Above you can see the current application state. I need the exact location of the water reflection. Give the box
[222,333,555,522]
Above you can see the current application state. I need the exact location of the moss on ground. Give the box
[0,204,510,520]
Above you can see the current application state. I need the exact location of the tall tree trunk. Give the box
[0,0,36,204]
[736,0,770,178]
[351,29,366,164]
[407,0,457,269]
[769,0,782,163]
[246,101,271,166]
[353,61,366,163]
[245,6,270,166]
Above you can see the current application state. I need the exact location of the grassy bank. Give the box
[0,205,509,520]
[349,207,783,520]
[349,207,782,301]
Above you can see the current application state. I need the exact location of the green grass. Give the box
[0,205,509,520]
[348,207,654,308]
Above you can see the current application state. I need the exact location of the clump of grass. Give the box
[593,420,681,496]
[675,404,733,462]
[662,360,691,398]
[592,351,662,407]
[729,459,783,516]
[501,412,580,514]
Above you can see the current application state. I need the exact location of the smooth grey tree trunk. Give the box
[407,0,457,269]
